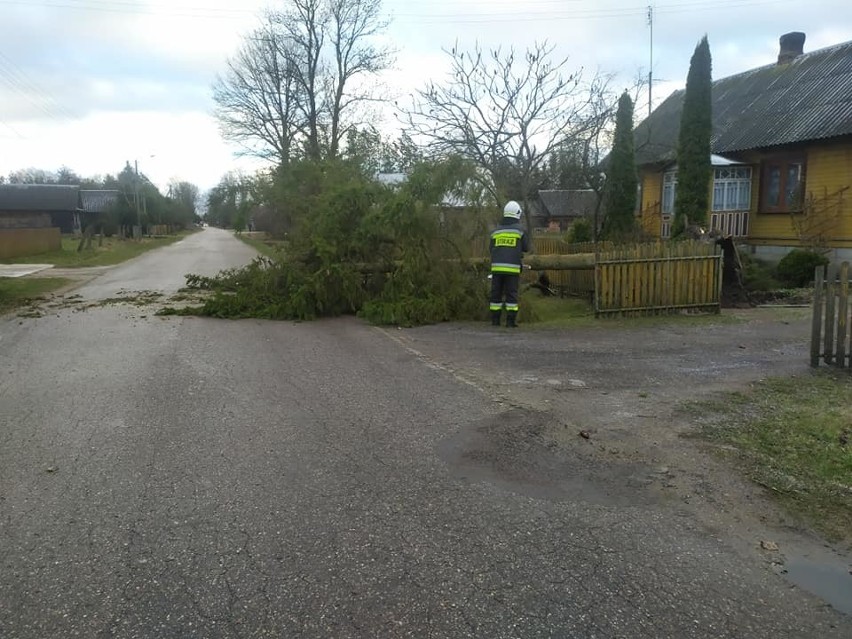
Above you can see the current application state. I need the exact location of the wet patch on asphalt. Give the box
[437,408,660,506]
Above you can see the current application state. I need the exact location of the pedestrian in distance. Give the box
[489,200,531,328]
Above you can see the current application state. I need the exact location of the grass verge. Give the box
[0,278,71,315]
[1,232,194,268]
[519,292,742,330]
[688,371,852,542]
[235,233,286,258]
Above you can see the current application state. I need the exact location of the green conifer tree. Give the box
[602,91,638,239]
[673,36,713,236]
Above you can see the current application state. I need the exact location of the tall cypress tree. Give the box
[673,36,713,236]
[602,91,638,239]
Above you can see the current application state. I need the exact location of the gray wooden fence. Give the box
[811,261,852,368]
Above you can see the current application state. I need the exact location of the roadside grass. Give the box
[686,372,852,542]
[0,232,193,268]
[235,233,286,258]
[520,292,744,329]
[0,278,71,315]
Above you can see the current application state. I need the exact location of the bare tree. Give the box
[271,0,326,160]
[327,0,393,158]
[214,0,392,165]
[404,41,612,228]
[213,21,302,166]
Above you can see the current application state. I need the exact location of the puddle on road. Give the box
[784,556,852,615]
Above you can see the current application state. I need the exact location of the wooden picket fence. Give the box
[471,237,615,298]
[474,237,722,317]
[811,262,852,368]
[531,238,598,297]
[594,242,722,317]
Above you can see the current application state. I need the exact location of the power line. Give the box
[0,51,76,122]
[0,0,801,21]
[0,119,26,139]
[0,0,256,18]
[390,0,798,25]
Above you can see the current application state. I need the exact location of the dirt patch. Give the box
[437,408,660,506]
[16,288,211,318]
[748,288,814,306]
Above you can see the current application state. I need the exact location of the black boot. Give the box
[491,311,502,326]
[506,312,517,328]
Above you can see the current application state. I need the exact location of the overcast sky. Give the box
[0,0,850,192]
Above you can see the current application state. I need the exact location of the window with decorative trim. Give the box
[661,170,677,215]
[761,157,805,213]
[712,166,752,211]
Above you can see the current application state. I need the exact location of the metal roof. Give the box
[538,190,599,218]
[634,39,852,166]
[80,190,119,213]
[0,184,80,211]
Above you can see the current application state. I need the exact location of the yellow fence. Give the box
[472,237,610,297]
[475,236,722,316]
[811,262,851,368]
[0,228,61,259]
[595,242,721,317]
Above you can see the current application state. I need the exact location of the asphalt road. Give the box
[77,227,259,299]
[0,229,849,638]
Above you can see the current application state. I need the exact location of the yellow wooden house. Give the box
[634,32,852,264]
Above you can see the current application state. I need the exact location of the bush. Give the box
[566,218,593,243]
[775,249,830,287]
[738,253,782,292]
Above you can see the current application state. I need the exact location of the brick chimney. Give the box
[778,32,806,64]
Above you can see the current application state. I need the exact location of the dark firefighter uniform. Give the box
[489,202,530,327]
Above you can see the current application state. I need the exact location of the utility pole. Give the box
[134,160,141,239]
[647,5,653,117]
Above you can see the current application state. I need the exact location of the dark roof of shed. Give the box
[0,184,81,211]
[80,190,119,213]
[634,38,852,166]
[538,190,599,217]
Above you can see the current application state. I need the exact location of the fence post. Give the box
[824,264,838,365]
[716,253,724,314]
[811,265,825,367]
[838,262,850,369]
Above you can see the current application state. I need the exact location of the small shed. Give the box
[0,184,82,233]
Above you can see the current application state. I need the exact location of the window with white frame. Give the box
[712,167,752,211]
[662,170,677,215]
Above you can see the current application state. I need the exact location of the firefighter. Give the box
[489,200,531,327]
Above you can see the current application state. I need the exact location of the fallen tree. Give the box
[165,158,494,326]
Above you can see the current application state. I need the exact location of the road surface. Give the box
[0,228,849,637]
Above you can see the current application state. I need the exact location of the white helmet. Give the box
[503,200,523,219]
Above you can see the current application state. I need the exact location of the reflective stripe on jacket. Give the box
[489,220,530,274]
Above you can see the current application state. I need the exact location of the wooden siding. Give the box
[639,170,663,236]
[0,228,61,259]
[750,142,852,247]
[804,144,852,244]
[0,211,52,230]
[639,138,852,248]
